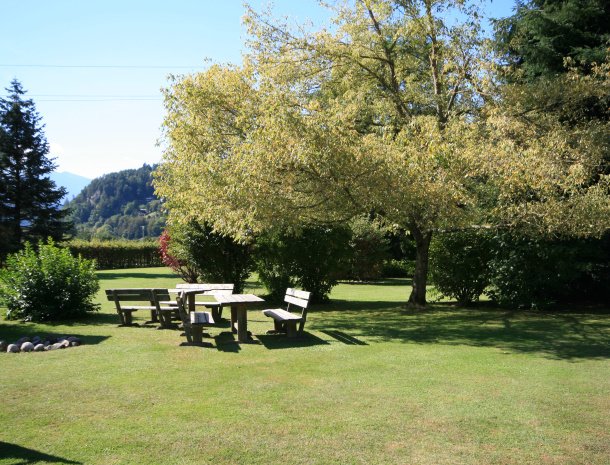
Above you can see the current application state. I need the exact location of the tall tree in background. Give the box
[155,0,609,306]
[157,0,492,306]
[490,0,610,304]
[0,79,70,258]
[495,0,610,80]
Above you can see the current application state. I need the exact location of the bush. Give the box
[66,239,162,269]
[254,226,351,303]
[346,217,390,281]
[0,239,100,321]
[163,221,253,293]
[430,230,492,306]
[487,233,586,309]
[159,230,199,283]
[381,259,415,278]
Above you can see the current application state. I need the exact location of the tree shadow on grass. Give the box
[0,442,81,464]
[308,302,610,360]
[338,278,412,287]
[97,271,176,280]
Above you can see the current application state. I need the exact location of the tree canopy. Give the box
[154,0,609,305]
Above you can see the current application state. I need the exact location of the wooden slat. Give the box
[284,295,309,308]
[207,284,234,291]
[106,290,153,301]
[263,308,302,321]
[213,294,264,304]
[175,283,233,288]
[286,288,311,300]
[175,283,208,289]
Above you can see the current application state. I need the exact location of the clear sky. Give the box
[0,0,514,180]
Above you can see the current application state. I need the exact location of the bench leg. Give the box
[211,306,222,322]
[286,321,298,338]
[190,325,203,344]
[124,311,134,326]
[273,320,286,333]
[149,309,159,323]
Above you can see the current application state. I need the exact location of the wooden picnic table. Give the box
[212,294,265,342]
[168,290,264,342]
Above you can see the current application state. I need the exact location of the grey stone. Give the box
[51,342,63,350]
[0,341,7,352]
[34,344,45,352]
[31,336,41,344]
[16,337,29,345]
[67,336,80,343]
[7,344,20,353]
[70,341,81,347]
[21,342,35,352]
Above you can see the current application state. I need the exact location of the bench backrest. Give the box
[106,288,157,302]
[106,288,171,310]
[284,288,310,313]
[175,283,234,296]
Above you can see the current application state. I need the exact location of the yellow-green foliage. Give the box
[154,0,609,305]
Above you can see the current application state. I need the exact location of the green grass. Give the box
[1,267,609,465]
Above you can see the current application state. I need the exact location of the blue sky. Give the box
[0,1,514,179]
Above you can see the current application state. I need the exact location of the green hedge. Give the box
[65,240,163,269]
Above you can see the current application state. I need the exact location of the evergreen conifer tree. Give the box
[0,79,70,257]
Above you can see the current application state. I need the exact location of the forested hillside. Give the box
[68,164,166,239]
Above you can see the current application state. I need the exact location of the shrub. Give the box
[254,226,351,303]
[487,233,585,309]
[346,217,390,281]
[0,239,100,321]
[159,230,199,283]
[430,230,492,306]
[66,239,162,269]
[381,259,415,278]
[163,221,253,293]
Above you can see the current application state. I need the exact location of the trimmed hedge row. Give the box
[65,240,163,269]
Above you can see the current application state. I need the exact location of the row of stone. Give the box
[1,336,83,353]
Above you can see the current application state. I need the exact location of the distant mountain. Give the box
[51,171,92,200]
[67,164,166,240]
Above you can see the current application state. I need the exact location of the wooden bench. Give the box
[105,288,173,326]
[262,288,311,337]
[173,291,215,345]
[174,283,234,321]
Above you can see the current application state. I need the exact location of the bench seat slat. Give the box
[263,308,303,321]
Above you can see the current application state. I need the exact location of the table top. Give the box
[212,294,265,304]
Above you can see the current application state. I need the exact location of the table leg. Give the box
[236,304,249,342]
[230,306,237,334]
[188,293,196,313]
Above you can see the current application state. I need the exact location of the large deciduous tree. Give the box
[0,79,70,257]
[155,0,609,306]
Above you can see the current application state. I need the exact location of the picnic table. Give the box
[212,294,265,342]
[168,290,264,342]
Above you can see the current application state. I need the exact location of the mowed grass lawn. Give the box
[1,267,609,465]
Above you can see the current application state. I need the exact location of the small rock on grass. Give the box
[7,344,19,353]
[21,342,35,352]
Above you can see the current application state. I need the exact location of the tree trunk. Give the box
[407,226,433,307]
